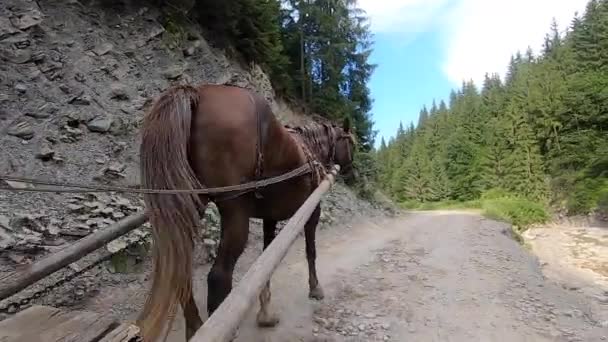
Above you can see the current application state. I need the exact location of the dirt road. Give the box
[143,211,605,342]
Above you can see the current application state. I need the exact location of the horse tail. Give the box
[137,85,205,342]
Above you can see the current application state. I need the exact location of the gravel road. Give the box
[151,211,607,342]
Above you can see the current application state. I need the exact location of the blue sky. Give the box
[368,30,453,146]
[360,0,589,147]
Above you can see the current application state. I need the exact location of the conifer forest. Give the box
[375,0,608,217]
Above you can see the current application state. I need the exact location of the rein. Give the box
[0,163,312,195]
[1,106,350,197]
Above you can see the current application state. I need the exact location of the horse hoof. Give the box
[256,311,281,327]
[309,286,325,300]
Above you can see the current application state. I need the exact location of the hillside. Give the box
[0,0,394,316]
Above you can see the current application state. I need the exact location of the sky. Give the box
[360,0,589,147]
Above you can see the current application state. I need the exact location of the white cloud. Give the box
[441,0,588,86]
[357,0,450,34]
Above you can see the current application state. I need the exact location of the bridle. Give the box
[331,129,356,172]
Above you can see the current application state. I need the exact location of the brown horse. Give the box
[136,84,356,342]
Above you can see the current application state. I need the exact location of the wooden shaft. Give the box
[0,212,148,301]
[190,165,340,342]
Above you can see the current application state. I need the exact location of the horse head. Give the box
[332,117,357,180]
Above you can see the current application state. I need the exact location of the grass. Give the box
[400,199,481,211]
[399,190,550,243]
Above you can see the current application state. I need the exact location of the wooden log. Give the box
[98,323,141,342]
[0,305,119,342]
[190,165,340,342]
[0,212,148,301]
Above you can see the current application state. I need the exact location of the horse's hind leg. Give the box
[207,201,250,315]
[256,219,280,327]
[305,205,324,300]
[183,288,203,340]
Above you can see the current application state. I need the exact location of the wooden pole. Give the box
[0,212,148,301]
[190,165,340,342]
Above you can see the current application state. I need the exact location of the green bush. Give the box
[566,178,608,215]
[397,189,549,233]
[482,197,549,229]
[596,186,608,217]
[398,199,481,211]
[399,200,422,209]
[480,188,515,200]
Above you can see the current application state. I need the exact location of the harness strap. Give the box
[250,94,265,199]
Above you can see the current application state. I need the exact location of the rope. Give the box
[0,163,312,195]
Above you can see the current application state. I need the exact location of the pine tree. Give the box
[401,139,433,201]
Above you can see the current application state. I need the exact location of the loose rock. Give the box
[35,145,55,161]
[93,43,113,56]
[162,65,184,80]
[109,83,129,100]
[15,83,27,93]
[86,116,114,133]
[10,9,44,30]
[7,119,34,140]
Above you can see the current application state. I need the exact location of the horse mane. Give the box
[286,121,338,167]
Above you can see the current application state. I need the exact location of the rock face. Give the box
[0,0,393,270]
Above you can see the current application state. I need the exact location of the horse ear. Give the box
[342,116,351,133]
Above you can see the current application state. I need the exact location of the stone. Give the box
[183,46,196,57]
[147,25,165,40]
[25,103,55,119]
[31,51,46,62]
[46,224,61,236]
[109,117,127,136]
[67,204,85,213]
[10,213,45,233]
[61,224,91,237]
[15,83,27,93]
[86,218,105,227]
[101,207,115,216]
[113,197,131,207]
[112,211,126,220]
[109,83,129,100]
[7,253,28,264]
[0,17,19,40]
[7,119,34,140]
[59,84,71,93]
[86,116,113,133]
[10,9,44,30]
[0,215,10,230]
[107,162,125,173]
[162,65,184,80]
[0,226,16,250]
[93,43,113,56]
[68,94,91,105]
[74,72,85,82]
[3,49,32,64]
[101,162,126,179]
[83,201,103,209]
[35,145,55,161]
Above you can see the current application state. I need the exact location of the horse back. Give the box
[188,85,306,192]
